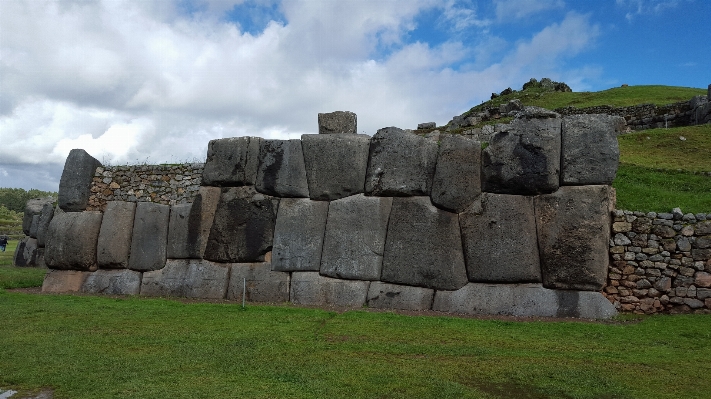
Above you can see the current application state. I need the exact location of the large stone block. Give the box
[45,211,103,271]
[128,202,170,272]
[204,187,278,263]
[81,269,142,295]
[141,259,229,299]
[460,193,541,283]
[166,203,193,259]
[482,108,561,195]
[42,269,89,293]
[430,135,481,213]
[97,201,136,269]
[318,111,357,134]
[255,139,309,197]
[201,136,262,186]
[185,186,221,258]
[290,272,370,308]
[535,185,612,291]
[271,198,328,272]
[432,283,617,319]
[366,282,434,311]
[380,197,468,290]
[58,149,102,212]
[301,134,370,200]
[29,215,40,238]
[561,114,623,185]
[13,237,40,267]
[23,197,54,236]
[364,127,438,196]
[36,203,55,247]
[320,194,392,281]
[228,261,290,302]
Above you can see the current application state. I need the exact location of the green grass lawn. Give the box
[0,290,710,399]
[0,240,47,289]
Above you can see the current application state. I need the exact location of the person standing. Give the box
[0,236,7,252]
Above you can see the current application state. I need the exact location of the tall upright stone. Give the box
[482,107,561,195]
[318,111,357,134]
[97,201,136,269]
[430,135,481,213]
[185,186,221,259]
[364,127,438,197]
[128,202,170,272]
[204,186,278,263]
[45,211,103,271]
[561,114,624,185]
[13,237,39,267]
[23,197,54,236]
[535,185,612,291]
[271,198,329,272]
[58,149,102,212]
[380,197,468,290]
[460,193,541,283]
[255,139,309,197]
[300,134,370,200]
[201,136,262,186]
[166,203,193,259]
[35,203,55,247]
[320,194,392,281]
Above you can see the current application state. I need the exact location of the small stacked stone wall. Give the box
[605,210,711,314]
[86,164,204,211]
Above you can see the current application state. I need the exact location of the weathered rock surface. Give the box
[561,114,623,185]
[228,261,290,302]
[204,187,278,263]
[13,237,40,267]
[460,193,541,283]
[271,198,328,272]
[318,111,357,134]
[185,186,221,258]
[35,203,55,247]
[201,136,261,186]
[535,185,612,291]
[166,203,193,259]
[42,270,89,293]
[45,211,103,271]
[255,139,309,197]
[430,135,481,213]
[364,127,438,196]
[380,197,468,290]
[58,149,102,212]
[301,134,370,200]
[366,282,434,311]
[81,269,142,295]
[320,194,392,281]
[128,203,170,271]
[290,272,370,307]
[29,215,40,238]
[23,197,54,236]
[97,201,136,269]
[141,259,229,299]
[482,109,561,195]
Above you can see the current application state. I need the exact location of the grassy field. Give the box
[0,241,47,289]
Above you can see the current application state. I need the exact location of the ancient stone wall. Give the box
[554,100,699,131]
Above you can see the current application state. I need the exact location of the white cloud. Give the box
[494,0,565,21]
[616,0,685,21]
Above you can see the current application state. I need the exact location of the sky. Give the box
[0,0,709,192]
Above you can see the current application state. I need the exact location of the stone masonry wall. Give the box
[606,210,711,314]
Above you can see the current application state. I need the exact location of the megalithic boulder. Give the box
[58,149,102,212]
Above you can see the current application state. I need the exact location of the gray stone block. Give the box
[433,283,558,317]
[204,187,278,263]
[228,261,290,302]
[201,136,261,186]
[45,211,103,271]
[318,111,357,134]
[560,291,618,319]
[290,272,370,308]
[23,197,54,236]
[364,127,438,196]
[141,259,229,299]
[535,185,612,291]
[29,215,40,238]
[185,186,221,259]
[13,237,40,267]
[128,202,170,272]
[460,193,541,283]
[301,134,370,200]
[255,139,309,197]
[561,114,623,185]
[36,203,55,247]
[81,269,142,295]
[58,149,102,212]
[42,270,88,293]
[166,203,193,259]
[271,198,328,272]
[97,201,136,269]
[320,194,392,280]
[482,109,561,195]
[366,282,434,311]
[430,135,481,213]
[380,197,468,290]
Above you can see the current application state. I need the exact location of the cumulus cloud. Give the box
[494,0,565,21]
[616,0,685,21]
